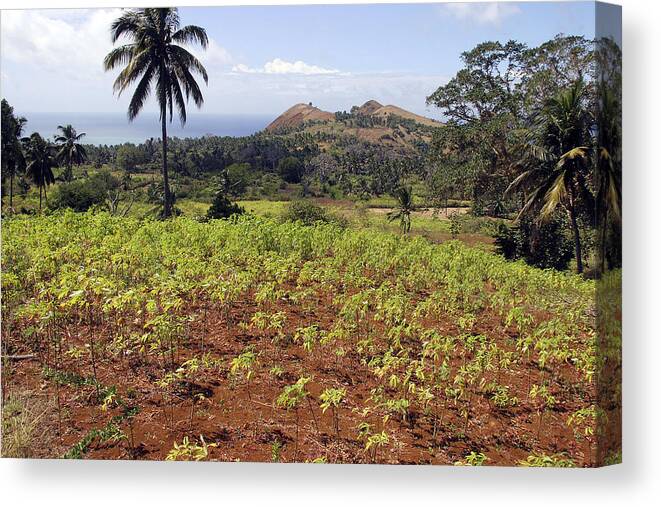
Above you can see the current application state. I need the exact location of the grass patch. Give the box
[1,390,50,458]
[238,200,290,218]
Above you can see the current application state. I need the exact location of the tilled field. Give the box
[1,212,620,465]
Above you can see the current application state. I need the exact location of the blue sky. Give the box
[1,2,597,118]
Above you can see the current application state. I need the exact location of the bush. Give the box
[50,181,103,212]
[495,215,573,270]
[449,213,461,238]
[281,200,329,225]
[206,190,244,220]
[257,173,286,198]
[281,200,347,227]
[49,171,120,212]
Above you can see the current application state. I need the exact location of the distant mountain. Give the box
[352,100,440,128]
[265,100,442,153]
[265,103,335,132]
[353,99,384,115]
[266,100,441,132]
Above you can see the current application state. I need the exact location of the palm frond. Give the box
[527,144,554,162]
[170,76,187,125]
[558,146,588,166]
[171,58,205,109]
[540,171,568,220]
[109,10,143,43]
[505,168,538,196]
[127,63,156,121]
[171,25,208,48]
[169,44,209,84]
[112,48,152,95]
[103,44,136,71]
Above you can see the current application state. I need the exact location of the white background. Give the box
[1,0,659,505]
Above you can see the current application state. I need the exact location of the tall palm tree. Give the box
[1,99,27,211]
[506,81,592,273]
[595,83,621,273]
[103,8,208,218]
[55,124,87,182]
[23,133,57,212]
[387,186,415,234]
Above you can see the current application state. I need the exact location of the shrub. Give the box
[495,215,573,271]
[206,190,245,220]
[258,173,286,198]
[281,200,339,226]
[449,212,461,238]
[49,171,120,212]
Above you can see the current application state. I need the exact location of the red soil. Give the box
[2,287,598,465]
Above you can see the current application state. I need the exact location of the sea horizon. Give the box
[19,111,275,146]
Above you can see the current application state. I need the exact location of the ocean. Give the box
[21,112,274,146]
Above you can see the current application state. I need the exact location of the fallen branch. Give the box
[2,354,36,361]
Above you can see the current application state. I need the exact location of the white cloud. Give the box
[193,39,233,68]
[0,9,446,118]
[1,9,123,80]
[232,58,340,75]
[441,2,521,26]
[1,9,232,81]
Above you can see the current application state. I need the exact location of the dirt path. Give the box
[368,207,469,218]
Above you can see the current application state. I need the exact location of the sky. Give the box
[0,2,598,119]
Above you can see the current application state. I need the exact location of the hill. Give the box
[265,103,335,132]
[265,100,442,153]
[353,100,440,128]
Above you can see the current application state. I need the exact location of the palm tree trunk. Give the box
[599,217,608,275]
[569,205,583,274]
[161,112,172,218]
[39,185,42,212]
[9,173,14,211]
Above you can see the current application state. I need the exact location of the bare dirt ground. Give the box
[367,207,470,218]
[3,284,596,464]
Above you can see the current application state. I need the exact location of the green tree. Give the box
[206,189,244,220]
[594,38,622,271]
[115,144,148,173]
[55,124,87,182]
[387,186,415,234]
[426,36,594,217]
[277,156,303,183]
[104,8,208,218]
[1,99,27,211]
[426,41,527,214]
[225,162,252,196]
[506,81,592,273]
[520,35,593,113]
[494,216,574,270]
[23,133,57,211]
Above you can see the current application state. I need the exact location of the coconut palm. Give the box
[55,124,87,182]
[387,186,415,234]
[103,8,208,217]
[506,81,592,273]
[23,133,57,212]
[595,83,621,272]
[1,99,27,211]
